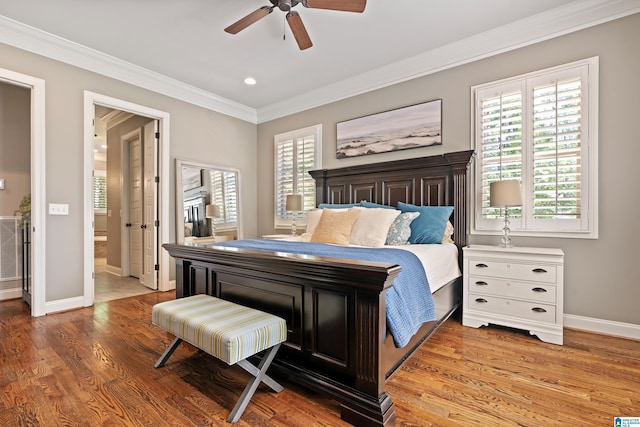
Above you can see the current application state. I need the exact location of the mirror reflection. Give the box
[176,159,240,244]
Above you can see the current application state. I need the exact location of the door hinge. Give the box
[155,220,160,227]
[154,264,159,271]
[155,132,160,139]
[154,176,159,183]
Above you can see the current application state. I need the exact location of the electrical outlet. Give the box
[49,203,69,215]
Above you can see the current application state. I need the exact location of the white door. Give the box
[128,136,143,280]
[142,121,158,290]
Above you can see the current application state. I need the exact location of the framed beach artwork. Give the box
[336,99,442,158]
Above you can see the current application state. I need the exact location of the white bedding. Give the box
[275,235,460,294]
[385,243,461,293]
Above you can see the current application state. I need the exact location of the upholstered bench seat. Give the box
[152,294,287,422]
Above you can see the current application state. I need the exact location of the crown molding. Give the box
[1,1,638,125]
[0,15,257,123]
[256,0,640,123]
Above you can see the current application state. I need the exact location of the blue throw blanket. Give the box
[214,239,435,348]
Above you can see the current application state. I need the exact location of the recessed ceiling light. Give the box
[101,144,107,149]
[244,77,257,85]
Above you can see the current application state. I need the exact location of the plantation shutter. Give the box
[473,58,594,236]
[93,173,107,210]
[531,77,582,220]
[274,125,321,228]
[478,86,523,221]
[209,170,238,229]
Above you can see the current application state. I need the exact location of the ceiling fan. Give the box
[224,0,367,50]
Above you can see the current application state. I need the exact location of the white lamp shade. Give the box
[286,194,302,211]
[490,180,522,207]
[206,204,221,218]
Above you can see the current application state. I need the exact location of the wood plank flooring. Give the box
[1,292,638,426]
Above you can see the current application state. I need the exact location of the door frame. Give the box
[83,91,170,306]
[0,67,46,316]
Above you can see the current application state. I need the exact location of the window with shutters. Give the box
[209,170,238,230]
[472,57,598,238]
[94,170,107,214]
[274,124,321,229]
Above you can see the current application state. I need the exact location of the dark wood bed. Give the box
[163,150,474,426]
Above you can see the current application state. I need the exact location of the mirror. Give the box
[175,159,241,244]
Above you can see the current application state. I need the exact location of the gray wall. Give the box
[0,42,257,302]
[257,13,640,325]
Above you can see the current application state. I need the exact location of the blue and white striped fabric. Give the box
[215,239,436,348]
[152,294,287,365]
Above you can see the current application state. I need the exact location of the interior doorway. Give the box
[0,67,46,316]
[83,91,170,307]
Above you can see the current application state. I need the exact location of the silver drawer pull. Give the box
[475,298,488,303]
[475,281,488,286]
[531,307,547,313]
[532,268,548,273]
[532,287,547,293]
[475,263,489,268]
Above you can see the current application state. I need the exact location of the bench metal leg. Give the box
[154,337,182,368]
[227,343,283,423]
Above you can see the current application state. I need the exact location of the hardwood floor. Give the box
[1,292,638,426]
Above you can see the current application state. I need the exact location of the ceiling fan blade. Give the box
[302,0,366,13]
[224,6,273,34]
[286,11,313,50]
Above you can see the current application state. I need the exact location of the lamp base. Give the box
[499,210,513,248]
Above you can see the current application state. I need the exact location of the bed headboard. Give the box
[309,150,475,249]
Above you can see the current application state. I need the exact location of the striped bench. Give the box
[152,294,287,423]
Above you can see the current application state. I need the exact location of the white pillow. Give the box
[349,207,400,247]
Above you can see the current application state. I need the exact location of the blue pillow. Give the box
[318,203,361,209]
[397,202,454,244]
[360,201,396,209]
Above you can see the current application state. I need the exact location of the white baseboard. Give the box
[105,264,122,276]
[0,286,22,300]
[564,314,640,341]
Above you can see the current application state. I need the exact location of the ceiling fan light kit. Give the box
[224,0,366,50]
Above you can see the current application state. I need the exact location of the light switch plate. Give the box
[0,178,4,190]
[49,203,69,215]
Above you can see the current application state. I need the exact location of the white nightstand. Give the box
[462,245,564,345]
[261,234,300,241]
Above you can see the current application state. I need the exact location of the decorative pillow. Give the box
[397,202,454,244]
[349,207,400,247]
[360,201,396,210]
[385,212,420,245]
[301,209,334,242]
[310,208,361,245]
[442,220,454,243]
[318,203,361,209]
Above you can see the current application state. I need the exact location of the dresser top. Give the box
[464,244,564,256]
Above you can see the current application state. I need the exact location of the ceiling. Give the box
[0,1,637,123]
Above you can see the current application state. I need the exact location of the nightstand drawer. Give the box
[468,294,556,323]
[467,260,557,284]
[468,276,556,303]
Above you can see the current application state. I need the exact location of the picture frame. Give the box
[182,166,203,191]
[336,99,442,158]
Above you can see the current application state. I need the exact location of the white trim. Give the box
[44,296,85,315]
[1,2,638,124]
[0,15,256,124]
[0,67,46,317]
[564,314,640,341]
[256,0,640,122]
[83,91,172,310]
